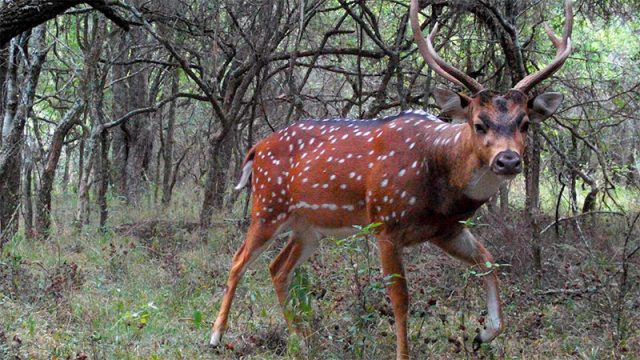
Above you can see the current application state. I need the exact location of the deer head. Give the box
[410,0,573,176]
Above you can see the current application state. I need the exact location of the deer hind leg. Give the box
[210,221,283,347]
[269,227,320,338]
[432,229,504,350]
[378,235,410,360]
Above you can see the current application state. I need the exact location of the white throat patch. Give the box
[463,167,509,201]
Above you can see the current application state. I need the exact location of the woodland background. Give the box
[0,0,638,358]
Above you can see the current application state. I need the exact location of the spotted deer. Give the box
[210,0,572,358]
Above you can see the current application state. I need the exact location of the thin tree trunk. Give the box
[77,138,84,192]
[569,135,578,216]
[22,150,33,238]
[0,42,9,148]
[525,120,543,277]
[61,144,71,193]
[97,131,109,229]
[499,184,509,212]
[162,70,178,206]
[168,144,189,205]
[76,138,95,227]
[153,130,161,205]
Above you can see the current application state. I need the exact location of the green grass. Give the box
[0,188,638,359]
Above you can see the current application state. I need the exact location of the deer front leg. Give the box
[433,229,504,350]
[378,236,410,360]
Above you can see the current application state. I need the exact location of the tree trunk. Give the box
[153,127,161,205]
[111,28,153,204]
[77,138,84,192]
[128,25,153,204]
[525,120,543,276]
[75,137,95,227]
[0,35,21,242]
[0,42,8,147]
[569,135,578,215]
[75,15,106,229]
[499,184,509,213]
[0,27,46,244]
[162,70,179,206]
[199,133,233,228]
[35,100,83,237]
[97,131,109,229]
[111,48,128,197]
[22,151,33,238]
[61,144,71,193]
[110,35,128,197]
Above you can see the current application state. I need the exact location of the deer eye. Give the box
[474,123,487,135]
[520,121,529,133]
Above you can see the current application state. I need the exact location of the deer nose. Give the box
[492,150,522,175]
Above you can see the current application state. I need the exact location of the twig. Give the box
[540,211,625,234]
[623,213,640,260]
[535,286,598,296]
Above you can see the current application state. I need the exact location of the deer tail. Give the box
[234,147,256,190]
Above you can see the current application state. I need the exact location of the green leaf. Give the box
[459,219,476,228]
[193,310,203,329]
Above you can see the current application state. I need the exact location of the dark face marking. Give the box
[472,90,531,138]
[478,113,493,127]
[504,89,527,104]
[495,98,508,113]
[478,111,520,136]
[513,112,526,127]
[477,90,495,106]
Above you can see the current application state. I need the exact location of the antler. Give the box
[409,0,484,94]
[513,0,573,93]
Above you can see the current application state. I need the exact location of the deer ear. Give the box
[528,92,563,122]
[433,88,471,122]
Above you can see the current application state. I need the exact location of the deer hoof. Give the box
[209,330,223,347]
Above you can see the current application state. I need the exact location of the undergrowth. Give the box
[0,189,638,359]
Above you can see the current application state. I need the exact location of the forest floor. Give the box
[0,191,638,359]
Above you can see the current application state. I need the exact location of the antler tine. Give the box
[409,0,484,94]
[410,7,465,89]
[514,0,573,93]
[426,23,485,94]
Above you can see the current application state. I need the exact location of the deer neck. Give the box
[420,123,506,202]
